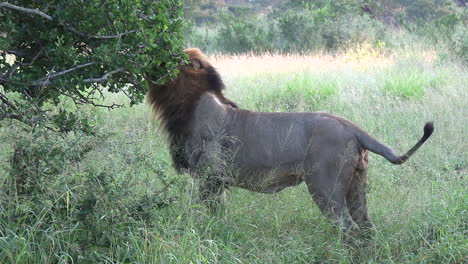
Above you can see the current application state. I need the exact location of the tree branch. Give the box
[20,90,66,132]
[82,67,125,83]
[0,111,23,121]
[0,91,27,124]
[32,62,95,86]
[0,2,53,20]
[0,3,136,39]
[5,50,28,57]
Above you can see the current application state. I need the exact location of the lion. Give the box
[145,48,434,234]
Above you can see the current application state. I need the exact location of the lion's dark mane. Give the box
[146,48,237,171]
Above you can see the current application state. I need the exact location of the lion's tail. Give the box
[355,122,434,165]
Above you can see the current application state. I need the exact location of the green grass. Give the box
[0,48,467,263]
[235,71,338,112]
[381,67,444,99]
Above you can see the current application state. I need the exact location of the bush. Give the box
[0,124,185,262]
[275,0,387,51]
[277,10,321,51]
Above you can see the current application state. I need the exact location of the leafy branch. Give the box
[0,0,185,133]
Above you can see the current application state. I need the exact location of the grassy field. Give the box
[0,45,467,263]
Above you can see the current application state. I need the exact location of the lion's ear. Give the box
[191,59,202,70]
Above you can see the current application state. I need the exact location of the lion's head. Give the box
[145,48,237,170]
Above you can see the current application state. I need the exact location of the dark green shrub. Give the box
[450,23,468,64]
[216,11,275,54]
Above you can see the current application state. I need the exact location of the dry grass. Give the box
[210,44,396,76]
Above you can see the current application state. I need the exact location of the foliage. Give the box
[275,9,318,51]
[0,0,185,133]
[186,0,388,53]
[184,0,225,25]
[367,0,462,26]
[275,2,385,51]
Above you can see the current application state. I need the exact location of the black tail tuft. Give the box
[394,121,434,164]
[355,121,434,165]
[423,121,434,139]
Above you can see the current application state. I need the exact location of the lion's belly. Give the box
[230,161,305,193]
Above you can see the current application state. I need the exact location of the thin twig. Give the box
[121,88,132,101]
[82,67,125,83]
[93,83,105,98]
[22,91,50,117]
[0,2,53,20]
[21,48,44,66]
[137,13,152,22]
[0,93,29,126]
[0,91,17,110]
[20,90,70,132]
[71,87,123,109]
[146,73,170,85]
[60,21,138,39]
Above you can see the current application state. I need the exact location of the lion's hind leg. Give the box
[346,151,375,235]
[304,158,360,235]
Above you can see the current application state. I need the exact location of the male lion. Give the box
[145,48,434,234]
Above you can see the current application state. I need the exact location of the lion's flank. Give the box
[145,48,237,170]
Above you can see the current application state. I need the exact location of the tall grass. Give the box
[0,45,466,263]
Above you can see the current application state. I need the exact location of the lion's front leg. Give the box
[190,140,229,213]
[198,176,227,213]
